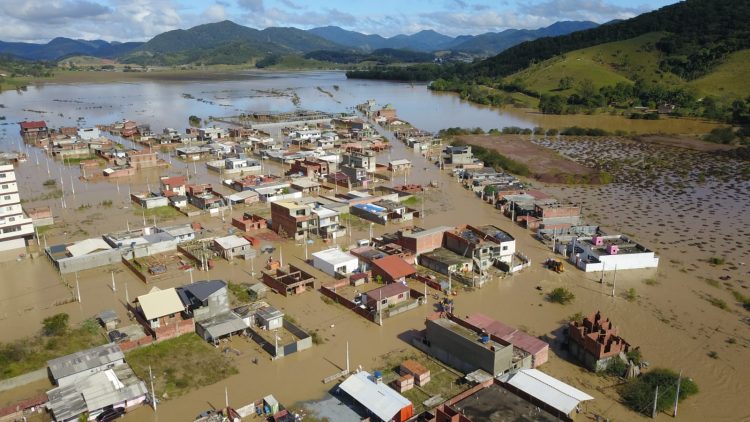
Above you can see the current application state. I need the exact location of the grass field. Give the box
[506,31,750,100]
[377,351,465,414]
[509,32,672,96]
[0,318,106,380]
[689,49,750,99]
[126,334,238,400]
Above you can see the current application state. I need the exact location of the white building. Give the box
[312,248,359,277]
[564,234,659,272]
[199,127,226,141]
[0,163,34,251]
[77,127,101,141]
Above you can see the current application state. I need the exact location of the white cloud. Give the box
[203,3,228,21]
[524,0,647,22]
[237,0,264,12]
[0,0,110,24]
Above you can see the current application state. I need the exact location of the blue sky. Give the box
[0,0,680,42]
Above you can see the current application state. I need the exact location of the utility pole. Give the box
[125,280,129,304]
[612,264,618,297]
[111,271,116,292]
[225,386,229,408]
[75,273,81,303]
[149,365,157,411]
[346,341,350,373]
[673,370,682,417]
[652,385,659,419]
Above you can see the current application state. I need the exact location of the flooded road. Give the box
[0,73,746,422]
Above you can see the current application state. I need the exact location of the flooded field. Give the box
[0,73,747,422]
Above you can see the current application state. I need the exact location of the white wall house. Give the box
[312,248,359,276]
[0,163,34,251]
[567,235,659,272]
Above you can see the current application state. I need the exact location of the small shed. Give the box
[371,255,416,284]
[256,306,284,330]
[97,310,120,331]
[248,282,269,300]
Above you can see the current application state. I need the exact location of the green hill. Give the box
[123,20,342,66]
[688,49,750,99]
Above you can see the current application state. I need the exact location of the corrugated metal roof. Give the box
[47,343,123,382]
[497,369,593,415]
[339,371,411,422]
[214,235,250,250]
[66,238,112,257]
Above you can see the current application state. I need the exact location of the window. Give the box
[502,246,508,251]
[398,293,404,299]
[381,299,388,305]
[1,185,6,189]
[3,195,9,200]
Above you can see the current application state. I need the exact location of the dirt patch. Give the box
[456,135,604,184]
[632,134,739,152]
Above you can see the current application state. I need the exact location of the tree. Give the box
[548,287,575,304]
[558,76,574,90]
[540,94,566,114]
[42,313,69,336]
[620,368,698,415]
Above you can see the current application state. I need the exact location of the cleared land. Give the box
[126,334,238,401]
[456,134,602,184]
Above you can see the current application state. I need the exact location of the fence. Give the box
[319,286,375,322]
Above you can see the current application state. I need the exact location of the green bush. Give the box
[619,368,698,416]
[548,287,575,304]
[42,313,69,336]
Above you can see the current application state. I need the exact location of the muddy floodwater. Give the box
[0,72,747,422]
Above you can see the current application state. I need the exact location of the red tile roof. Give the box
[19,121,47,129]
[373,255,416,279]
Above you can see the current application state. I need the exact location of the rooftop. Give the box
[47,343,123,382]
[366,282,410,299]
[372,255,416,279]
[214,235,251,250]
[497,369,594,416]
[453,383,558,422]
[136,287,184,320]
[477,225,514,243]
[312,248,357,265]
[338,371,412,422]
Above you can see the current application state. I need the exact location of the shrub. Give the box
[42,313,69,336]
[626,288,637,302]
[619,368,698,415]
[548,287,575,304]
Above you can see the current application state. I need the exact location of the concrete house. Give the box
[567,311,630,372]
[77,127,101,141]
[256,305,284,330]
[47,343,124,387]
[134,287,187,331]
[371,255,416,284]
[179,280,249,344]
[565,234,659,272]
[19,120,49,142]
[312,248,359,277]
[415,317,531,377]
[363,282,411,312]
[262,264,316,296]
[442,145,474,165]
[213,235,255,260]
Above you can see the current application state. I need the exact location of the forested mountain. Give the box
[473,0,750,80]
[0,38,142,61]
[309,22,597,55]
[451,21,598,55]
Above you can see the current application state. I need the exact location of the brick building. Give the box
[567,310,630,372]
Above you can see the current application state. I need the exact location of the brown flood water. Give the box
[0,74,746,421]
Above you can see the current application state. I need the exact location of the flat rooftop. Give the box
[477,225,514,243]
[431,318,508,352]
[423,248,472,266]
[453,384,557,422]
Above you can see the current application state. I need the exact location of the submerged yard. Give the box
[126,334,238,400]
